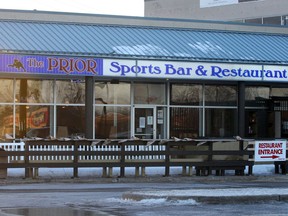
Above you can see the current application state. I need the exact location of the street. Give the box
[0,178,288,216]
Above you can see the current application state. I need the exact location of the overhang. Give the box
[0,10,288,65]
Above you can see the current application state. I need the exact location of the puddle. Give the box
[0,207,111,216]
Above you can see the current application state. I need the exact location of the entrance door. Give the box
[134,106,166,139]
[134,107,155,139]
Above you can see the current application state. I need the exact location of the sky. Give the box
[0,0,144,16]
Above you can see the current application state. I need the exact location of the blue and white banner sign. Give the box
[104,59,288,82]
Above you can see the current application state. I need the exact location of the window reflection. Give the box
[263,16,282,25]
[134,83,165,104]
[16,79,53,103]
[56,80,85,104]
[170,107,201,138]
[270,88,288,97]
[95,82,130,104]
[205,108,237,137]
[0,80,13,103]
[56,106,85,138]
[245,87,270,107]
[171,84,202,105]
[15,105,53,138]
[95,106,130,139]
[0,105,13,139]
[205,85,237,106]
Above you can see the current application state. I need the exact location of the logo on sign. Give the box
[8,59,26,72]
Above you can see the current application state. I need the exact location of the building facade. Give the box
[0,9,288,140]
[145,0,288,25]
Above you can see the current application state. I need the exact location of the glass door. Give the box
[134,106,166,139]
[134,107,155,139]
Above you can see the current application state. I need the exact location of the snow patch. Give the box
[109,197,198,206]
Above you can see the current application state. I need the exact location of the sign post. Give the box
[254,140,286,162]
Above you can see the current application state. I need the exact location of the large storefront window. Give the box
[15,79,54,138]
[170,84,202,138]
[55,80,85,138]
[245,86,270,138]
[95,106,130,139]
[204,85,237,137]
[95,82,131,139]
[170,84,237,138]
[246,87,288,139]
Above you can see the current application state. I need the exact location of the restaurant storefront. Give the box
[0,55,288,140]
[0,10,288,140]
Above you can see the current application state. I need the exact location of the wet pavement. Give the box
[2,207,106,216]
[0,174,288,215]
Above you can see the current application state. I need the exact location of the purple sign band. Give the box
[0,54,103,76]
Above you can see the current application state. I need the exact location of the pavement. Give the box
[3,167,288,205]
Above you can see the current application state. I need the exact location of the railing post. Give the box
[207,141,213,175]
[24,141,30,178]
[120,142,125,177]
[164,142,170,176]
[73,141,79,178]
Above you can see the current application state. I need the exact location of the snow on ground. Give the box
[130,187,288,197]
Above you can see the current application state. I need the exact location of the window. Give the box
[0,79,13,103]
[245,18,262,24]
[56,106,85,138]
[56,80,85,104]
[0,105,13,138]
[170,84,202,105]
[205,85,237,106]
[16,79,53,103]
[170,107,202,138]
[271,88,288,97]
[239,0,259,2]
[134,83,165,104]
[95,82,130,104]
[205,108,237,137]
[16,105,53,138]
[263,16,282,25]
[245,87,270,107]
[95,106,130,139]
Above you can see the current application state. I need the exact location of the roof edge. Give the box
[0,9,287,35]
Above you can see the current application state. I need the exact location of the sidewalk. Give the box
[2,166,288,204]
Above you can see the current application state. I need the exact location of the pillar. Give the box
[85,76,94,139]
[238,82,245,137]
